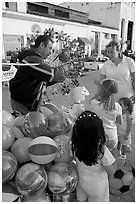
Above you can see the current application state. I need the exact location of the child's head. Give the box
[119,97,133,115]
[98,78,118,111]
[71,110,106,166]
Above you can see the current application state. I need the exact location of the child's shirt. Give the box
[117,113,131,136]
[90,99,122,140]
[75,146,115,182]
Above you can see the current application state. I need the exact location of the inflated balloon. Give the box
[52,191,77,202]
[48,163,78,194]
[58,49,70,63]
[2,124,15,150]
[21,111,48,138]
[11,137,32,163]
[40,106,54,119]
[14,115,24,131]
[2,110,15,128]
[40,103,59,119]
[48,111,72,135]
[12,126,25,139]
[2,183,20,202]
[54,135,73,163]
[2,150,18,184]
[22,191,51,202]
[15,163,47,197]
[28,136,57,164]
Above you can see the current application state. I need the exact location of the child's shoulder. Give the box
[115,102,122,111]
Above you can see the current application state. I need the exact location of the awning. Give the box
[78,37,91,45]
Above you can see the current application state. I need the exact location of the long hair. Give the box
[119,97,133,115]
[90,79,118,111]
[71,111,106,166]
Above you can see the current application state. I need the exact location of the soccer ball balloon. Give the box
[109,161,134,196]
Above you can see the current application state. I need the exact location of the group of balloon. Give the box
[2,104,78,202]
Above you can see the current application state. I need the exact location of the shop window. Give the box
[111,34,117,40]
[3,35,24,61]
[103,33,109,39]
[55,9,69,18]
[5,2,9,8]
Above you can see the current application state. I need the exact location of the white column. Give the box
[17,2,27,13]
[121,19,128,52]
[2,2,6,9]
[98,32,103,55]
[2,36,6,60]
[123,19,128,43]
[131,22,135,51]
[24,35,28,47]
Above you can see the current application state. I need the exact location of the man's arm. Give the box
[22,56,66,84]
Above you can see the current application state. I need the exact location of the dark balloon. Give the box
[21,111,48,138]
[2,150,18,184]
[16,163,47,197]
[48,163,78,194]
[22,191,51,202]
[2,124,15,150]
[11,137,32,163]
[2,183,20,202]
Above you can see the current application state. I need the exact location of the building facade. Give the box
[60,2,135,52]
[2,2,119,61]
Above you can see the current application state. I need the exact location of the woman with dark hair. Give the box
[71,110,117,202]
[99,40,135,103]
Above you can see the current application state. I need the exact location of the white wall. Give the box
[120,3,135,22]
[17,2,27,13]
[2,9,119,59]
[2,17,64,46]
[64,24,88,40]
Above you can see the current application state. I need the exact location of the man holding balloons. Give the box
[9,35,70,115]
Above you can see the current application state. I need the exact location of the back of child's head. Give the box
[98,78,118,111]
[71,110,106,166]
[119,97,133,115]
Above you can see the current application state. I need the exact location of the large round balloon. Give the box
[2,183,20,202]
[14,115,24,131]
[2,150,18,184]
[22,191,51,202]
[28,136,57,164]
[12,126,25,139]
[54,135,73,163]
[2,110,15,128]
[40,103,59,119]
[59,49,70,63]
[48,163,78,194]
[11,137,33,163]
[2,124,15,150]
[15,163,47,197]
[48,111,72,136]
[21,111,48,138]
